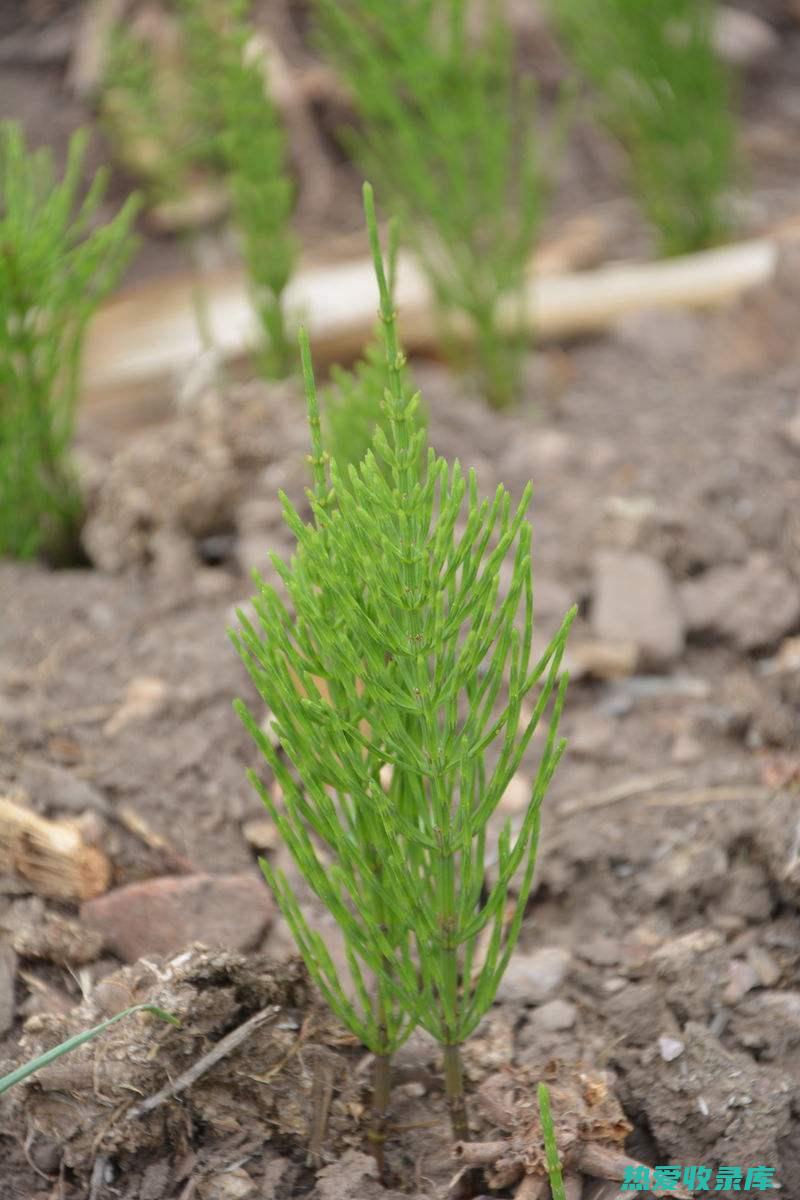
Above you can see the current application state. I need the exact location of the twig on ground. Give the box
[641,785,774,808]
[558,771,684,816]
[126,1005,280,1119]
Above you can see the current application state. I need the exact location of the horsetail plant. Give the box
[551,0,737,256]
[231,184,573,1167]
[315,0,546,408]
[178,0,297,377]
[0,123,139,562]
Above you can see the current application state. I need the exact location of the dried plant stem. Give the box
[443,1043,468,1141]
[454,1140,509,1165]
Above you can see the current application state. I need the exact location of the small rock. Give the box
[592,551,685,669]
[714,7,779,67]
[200,1170,256,1200]
[671,730,704,764]
[723,959,760,1006]
[530,998,577,1032]
[564,638,638,682]
[16,760,108,814]
[721,863,773,924]
[568,713,616,760]
[658,1035,685,1062]
[103,677,168,737]
[679,554,800,652]
[578,936,621,967]
[315,1152,381,1200]
[242,818,279,851]
[0,939,17,1035]
[599,495,658,553]
[12,913,104,967]
[80,874,274,963]
[759,634,800,677]
[496,947,570,1005]
[746,944,781,988]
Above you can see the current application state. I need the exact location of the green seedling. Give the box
[539,1081,567,1200]
[315,0,546,408]
[0,1004,178,1096]
[0,123,139,562]
[552,0,736,256]
[231,183,573,1168]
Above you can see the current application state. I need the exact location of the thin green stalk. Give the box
[538,1082,566,1200]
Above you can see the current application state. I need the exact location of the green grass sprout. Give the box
[539,1081,567,1200]
[0,122,139,563]
[0,1004,179,1096]
[231,182,573,1164]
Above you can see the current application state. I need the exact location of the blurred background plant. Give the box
[179,0,297,377]
[103,0,297,378]
[0,122,138,563]
[551,0,737,256]
[314,0,549,409]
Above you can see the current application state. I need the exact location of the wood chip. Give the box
[0,792,111,901]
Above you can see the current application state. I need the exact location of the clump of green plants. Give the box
[314,0,546,408]
[231,184,574,1170]
[0,123,139,562]
[551,0,736,256]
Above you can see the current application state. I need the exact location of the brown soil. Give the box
[1,3,800,1198]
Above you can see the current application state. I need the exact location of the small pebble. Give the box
[578,936,621,967]
[530,999,577,1032]
[746,944,781,988]
[723,958,759,1005]
[496,947,570,1006]
[658,1035,685,1062]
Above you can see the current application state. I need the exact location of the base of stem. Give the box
[443,1042,469,1141]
